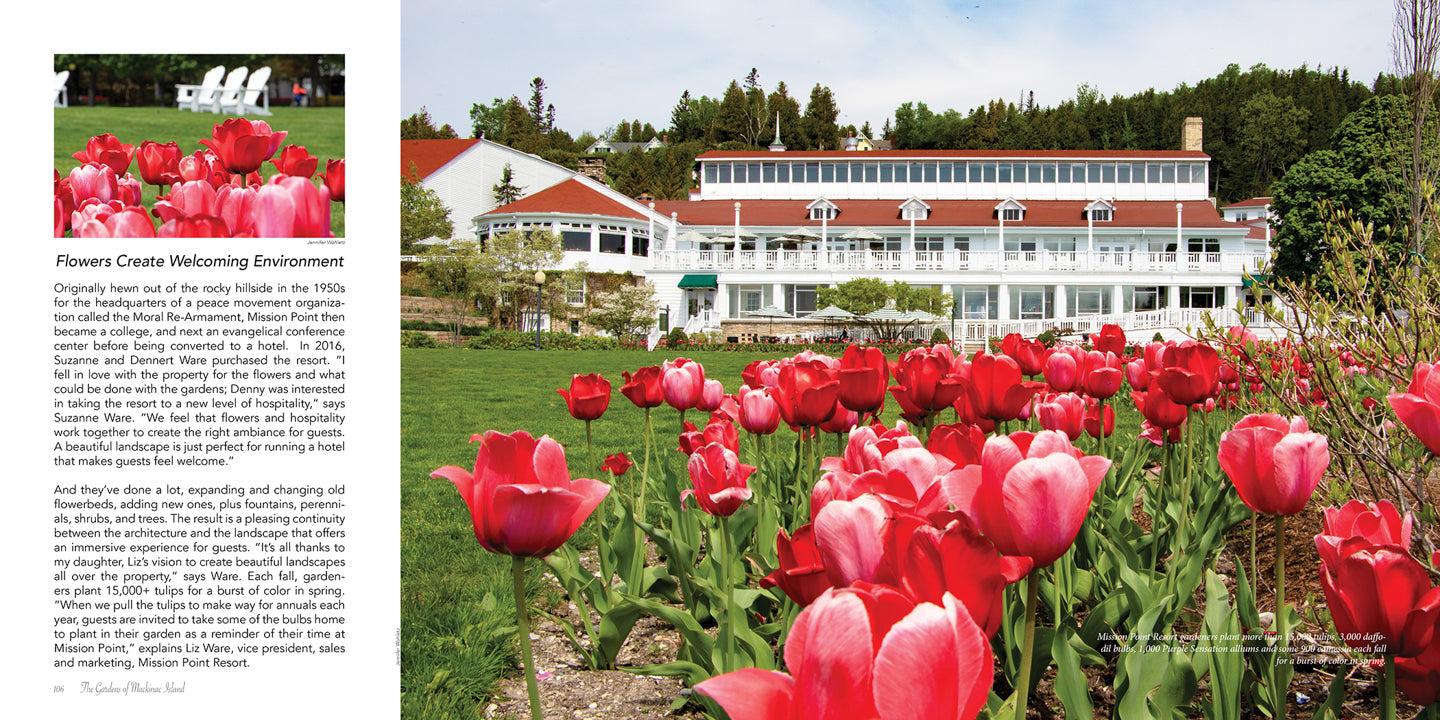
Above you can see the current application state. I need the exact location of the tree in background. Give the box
[585,281,660,346]
[492,163,524,206]
[803,84,841,150]
[470,98,508,139]
[475,228,566,331]
[1237,92,1311,197]
[528,77,554,134]
[1393,0,1440,263]
[712,80,749,145]
[402,106,459,139]
[401,169,454,255]
[417,239,482,344]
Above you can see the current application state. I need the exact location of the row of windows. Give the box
[721,282,1230,319]
[703,161,1208,186]
[699,236,1219,253]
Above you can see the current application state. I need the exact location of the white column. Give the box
[1167,285,1181,311]
[820,215,829,269]
[1175,202,1183,253]
[998,283,1011,321]
[1053,284,1067,321]
[715,282,730,321]
[733,202,742,270]
[1112,284,1124,316]
[998,217,1006,271]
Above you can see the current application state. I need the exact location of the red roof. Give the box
[484,178,649,221]
[400,139,479,182]
[651,198,1234,229]
[697,149,1211,160]
[1222,196,1273,209]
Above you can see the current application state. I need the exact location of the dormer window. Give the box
[899,196,931,222]
[995,197,1026,222]
[807,197,840,222]
[1086,199,1115,223]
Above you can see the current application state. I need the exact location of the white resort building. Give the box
[410,118,1276,344]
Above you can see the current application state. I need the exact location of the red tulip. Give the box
[1091,324,1126,357]
[556,373,611,421]
[1320,499,1412,552]
[1044,346,1084,393]
[901,514,1032,637]
[154,179,218,223]
[1036,393,1086,441]
[927,423,986,468]
[678,415,739,456]
[966,352,1044,424]
[661,357,706,411]
[321,158,345,202]
[620,366,664,408]
[696,585,993,720]
[1396,619,1440,705]
[602,452,633,477]
[761,524,831,606]
[1081,350,1123,399]
[72,133,134,176]
[696,378,725,412]
[1388,361,1440,455]
[158,215,231,237]
[819,402,860,435]
[1010,337,1050,377]
[742,359,782,389]
[1124,358,1150,391]
[889,345,965,420]
[1083,403,1115,439]
[270,144,320,178]
[943,430,1110,567]
[738,385,781,435]
[1217,414,1328,516]
[1156,341,1221,405]
[838,345,890,415]
[136,140,182,187]
[430,430,610,557]
[774,360,840,428]
[682,442,754,516]
[1316,538,1440,657]
[199,118,287,175]
[1133,381,1187,431]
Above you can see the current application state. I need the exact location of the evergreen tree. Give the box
[492,163,524,206]
[767,81,803,148]
[401,106,459,139]
[712,80,749,144]
[469,98,507,139]
[528,77,551,133]
[803,84,841,150]
[501,96,543,152]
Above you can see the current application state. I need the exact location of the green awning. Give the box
[678,274,718,289]
[1242,273,1272,290]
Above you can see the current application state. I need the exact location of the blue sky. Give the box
[402,0,1396,139]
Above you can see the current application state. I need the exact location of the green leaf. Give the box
[1052,626,1095,720]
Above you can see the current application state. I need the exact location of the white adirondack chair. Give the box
[220,66,271,116]
[207,66,249,113]
[54,70,69,108]
[175,65,225,112]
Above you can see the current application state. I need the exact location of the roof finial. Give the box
[768,112,786,152]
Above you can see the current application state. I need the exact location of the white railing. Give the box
[650,249,1269,274]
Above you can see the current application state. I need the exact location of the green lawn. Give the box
[55,106,345,235]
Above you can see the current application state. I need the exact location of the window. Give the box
[923,162,937,182]
[805,163,820,182]
[911,162,924,181]
[880,163,894,182]
[982,163,997,182]
[809,205,837,221]
[1117,163,1132,183]
[1187,238,1219,253]
[968,163,983,182]
[1146,163,1161,183]
[1042,163,1056,182]
[863,163,878,182]
[1043,238,1076,252]
[633,234,649,257]
[748,163,761,182]
[1057,163,1072,183]
[1090,208,1112,222]
[959,286,994,320]
[762,162,776,182]
[1128,286,1161,312]
[1161,164,1175,183]
[1180,286,1225,309]
[1004,238,1038,252]
[1018,288,1046,319]
[704,164,718,184]
[903,206,928,221]
[915,236,946,251]
[561,229,590,251]
[1002,207,1022,221]
[821,162,835,183]
[938,163,953,182]
[739,286,763,314]
[599,232,626,254]
[1073,287,1104,316]
[894,163,908,182]
[783,284,818,316]
[566,279,586,306]
[1177,164,1191,183]
[998,163,1012,183]
[776,162,790,183]
[1087,163,1102,182]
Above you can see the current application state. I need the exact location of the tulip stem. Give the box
[1274,513,1288,720]
[585,420,596,480]
[1015,568,1040,720]
[1382,653,1396,720]
[1249,513,1258,593]
[511,557,543,720]
[720,515,737,675]
[640,408,652,525]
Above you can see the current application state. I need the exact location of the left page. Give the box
[11,4,399,718]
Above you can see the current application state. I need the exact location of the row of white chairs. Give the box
[54,70,68,107]
[175,65,272,116]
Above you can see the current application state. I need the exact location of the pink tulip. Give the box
[1044,346,1084,393]
[1388,361,1440,455]
[1320,499,1413,552]
[682,442,754,516]
[253,175,332,237]
[696,378,725,412]
[738,386,781,435]
[1317,537,1440,657]
[900,514,1032,637]
[1036,393,1086,441]
[68,162,119,205]
[158,215,231,237]
[696,585,992,720]
[661,357,706,411]
[1217,413,1328,516]
[430,430,610,558]
[942,430,1110,567]
[1081,350,1123,399]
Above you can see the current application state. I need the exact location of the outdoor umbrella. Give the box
[745,304,792,334]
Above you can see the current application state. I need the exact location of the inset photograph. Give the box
[54,54,346,238]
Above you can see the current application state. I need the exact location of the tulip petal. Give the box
[1269,433,1328,515]
[694,668,795,720]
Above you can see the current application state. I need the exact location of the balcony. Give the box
[649,249,1268,275]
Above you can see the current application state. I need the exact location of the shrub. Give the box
[401,331,440,348]
[930,327,950,344]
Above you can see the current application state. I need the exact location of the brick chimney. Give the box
[578,157,606,182]
[1182,116,1203,152]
